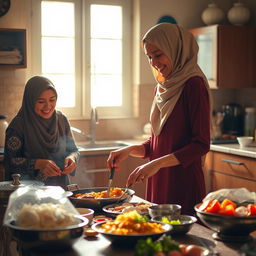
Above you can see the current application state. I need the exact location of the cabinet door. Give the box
[205,151,256,192]
[189,25,256,89]
[211,171,256,191]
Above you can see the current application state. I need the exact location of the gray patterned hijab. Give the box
[8,76,66,166]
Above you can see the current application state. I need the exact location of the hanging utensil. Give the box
[107,166,115,197]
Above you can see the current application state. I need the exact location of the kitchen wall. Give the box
[0,0,256,141]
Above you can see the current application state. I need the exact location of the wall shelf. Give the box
[0,28,27,69]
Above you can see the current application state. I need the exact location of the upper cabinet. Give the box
[189,25,256,89]
[0,28,27,69]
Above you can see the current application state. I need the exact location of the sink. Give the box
[77,141,130,151]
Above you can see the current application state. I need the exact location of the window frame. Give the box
[31,0,132,119]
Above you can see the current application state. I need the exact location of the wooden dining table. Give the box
[15,196,256,256]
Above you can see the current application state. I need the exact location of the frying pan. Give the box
[67,187,135,211]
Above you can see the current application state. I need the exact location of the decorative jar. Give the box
[228,2,250,25]
[201,2,225,25]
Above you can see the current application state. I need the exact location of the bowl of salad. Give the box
[195,198,256,242]
[152,215,197,235]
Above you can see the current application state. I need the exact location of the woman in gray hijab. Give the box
[4,76,79,188]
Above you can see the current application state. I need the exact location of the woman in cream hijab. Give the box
[108,23,211,215]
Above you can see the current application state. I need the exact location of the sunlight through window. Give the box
[90,5,123,107]
[41,1,75,108]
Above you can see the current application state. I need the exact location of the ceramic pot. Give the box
[201,2,225,25]
[228,2,250,25]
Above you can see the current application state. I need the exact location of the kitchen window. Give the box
[32,0,132,119]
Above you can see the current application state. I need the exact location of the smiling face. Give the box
[144,42,172,80]
[34,89,57,119]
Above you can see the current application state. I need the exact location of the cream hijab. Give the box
[142,23,210,136]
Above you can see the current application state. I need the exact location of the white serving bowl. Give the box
[76,208,94,224]
[237,136,253,147]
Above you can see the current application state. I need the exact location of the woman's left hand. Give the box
[126,160,160,187]
[62,156,76,175]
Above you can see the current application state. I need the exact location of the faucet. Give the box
[89,107,99,144]
[71,107,99,144]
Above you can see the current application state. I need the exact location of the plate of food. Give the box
[68,187,135,210]
[102,201,156,216]
[91,210,172,245]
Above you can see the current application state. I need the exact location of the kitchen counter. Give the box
[22,196,255,256]
[1,139,255,161]
[210,143,256,159]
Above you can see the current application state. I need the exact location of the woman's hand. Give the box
[126,153,180,187]
[126,160,161,187]
[35,159,62,177]
[107,146,133,171]
[62,155,77,175]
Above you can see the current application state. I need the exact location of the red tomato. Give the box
[220,199,236,209]
[248,204,256,216]
[219,204,235,216]
[167,250,183,256]
[179,244,187,255]
[205,199,220,214]
[185,245,202,256]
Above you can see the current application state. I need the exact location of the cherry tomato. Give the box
[185,245,202,256]
[179,244,187,255]
[167,250,183,256]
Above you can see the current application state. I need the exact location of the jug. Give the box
[0,115,8,147]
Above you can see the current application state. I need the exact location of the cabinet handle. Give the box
[222,159,244,165]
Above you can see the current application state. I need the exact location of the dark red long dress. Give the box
[144,76,210,215]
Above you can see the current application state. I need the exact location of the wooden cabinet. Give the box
[189,25,256,89]
[0,28,27,68]
[204,151,256,193]
[69,153,147,199]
